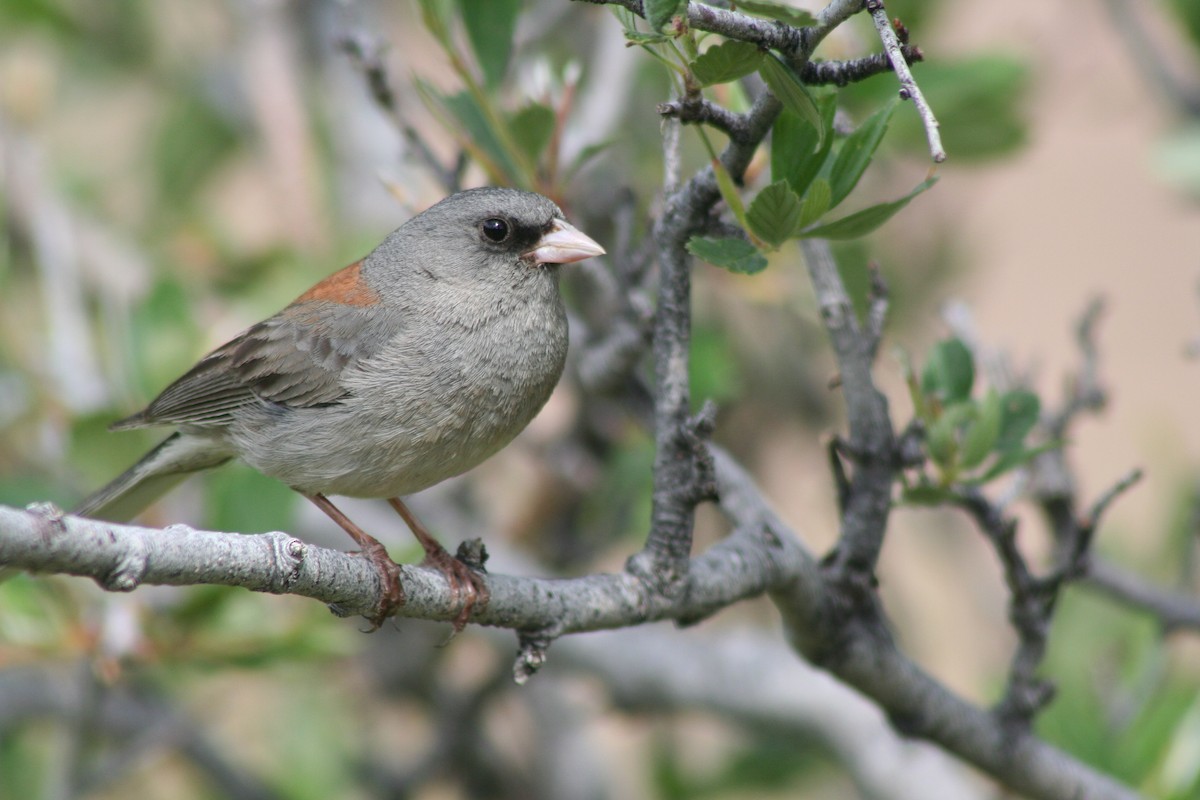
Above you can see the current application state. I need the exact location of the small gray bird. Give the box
[76,187,605,627]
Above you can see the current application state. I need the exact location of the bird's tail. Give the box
[74,433,234,522]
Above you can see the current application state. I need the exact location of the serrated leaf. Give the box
[646,0,688,33]
[829,99,898,207]
[691,39,763,86]
[457,0,521,89]
[687,236,768,274]
[771,94,835,197]
[759,55,822,144]
[996,390,1040,452]
[746,180,803,247]
[734,0,816,27]
[799,177,937,240]
[960,390,1003,469]
[509,103,556,163]
[921,338,974,404]
[797,178,831,228]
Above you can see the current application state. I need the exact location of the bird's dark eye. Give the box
[481,218,510,243]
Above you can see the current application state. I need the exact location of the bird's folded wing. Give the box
[112,302,404,429]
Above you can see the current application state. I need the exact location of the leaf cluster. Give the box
[901,338,1047,501]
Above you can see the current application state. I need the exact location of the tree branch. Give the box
[863,0,946,162]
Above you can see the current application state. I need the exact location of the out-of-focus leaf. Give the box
[509,103,556,163]
[711,157,748,228]
[901,484,953,505]
[691,39,763,86]
[457,0,521,88]
[417,81,520,183]
[995,389,1040,452]
[799,177,936,239]
[734,0,816,27]
[974,442,1058,483]
[687,236,768,274]
[1153,125,1200,198]
[960,390,1002,469]
[746,180,802,247]
[204,464,297,534]
[759,55,822,142]
[770,94,836,197]
[563,140,613,180]
[645,0,688,32]
[624,30,669,44]
[829,99,897,206]
[1168,0,1200,52]
[691,323,742,402]
[921,337,974,404]
[153,93,239,206]
[797,178,831,228]
[926,402,972,467]
[844,56,1028,161]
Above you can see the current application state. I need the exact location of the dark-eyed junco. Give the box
[76,187,605,628]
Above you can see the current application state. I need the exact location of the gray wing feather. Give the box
[113,302,403,430]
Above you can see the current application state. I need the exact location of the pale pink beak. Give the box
[525,219,606,265]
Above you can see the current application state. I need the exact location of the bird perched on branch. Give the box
[76,187,605,629]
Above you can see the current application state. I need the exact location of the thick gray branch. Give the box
[0,501,801,634]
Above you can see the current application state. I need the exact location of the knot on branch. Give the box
[26,502,66,537]
[99,527,152,592]
[995,679,1057,731]
[268,534,308,593]
[513,629,556,685]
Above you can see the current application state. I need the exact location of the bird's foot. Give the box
[357,537,405,631]
[421,544,489,636]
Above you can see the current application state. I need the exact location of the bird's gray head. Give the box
[365,188,603,301]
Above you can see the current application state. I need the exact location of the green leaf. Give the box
[797,178,831,228]
[927,402,973,468]
[711,158,748,229]
[645,0,688,33]
[996,389,1040,452]
[734,0,816,27]
[841,56,1028,162]
[976,442,1059,483]
[759,55,822,143]
[417,81,520,183]
[746,180,803,247]
[902,484,954,506]
[960,390,1003,469]
[829,99,898,207]
[509,103,556,163]
[921,337,974,404]
[153,92,239,206]
[691,39,763,86]
[687,236,768,274]
[624,30,670,44]
[770,94,836,197]
[457,0,521,89]
[799,177,937,240]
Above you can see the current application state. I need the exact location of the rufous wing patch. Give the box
[295,260,379,306]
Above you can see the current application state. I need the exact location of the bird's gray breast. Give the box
[241,278,568,498]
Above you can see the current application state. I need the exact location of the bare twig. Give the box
[338,34,463,193]
[863,0,946,162]
[802,47,924,86]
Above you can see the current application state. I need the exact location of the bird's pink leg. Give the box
[387,497,488,632]
[306,493,404,629]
